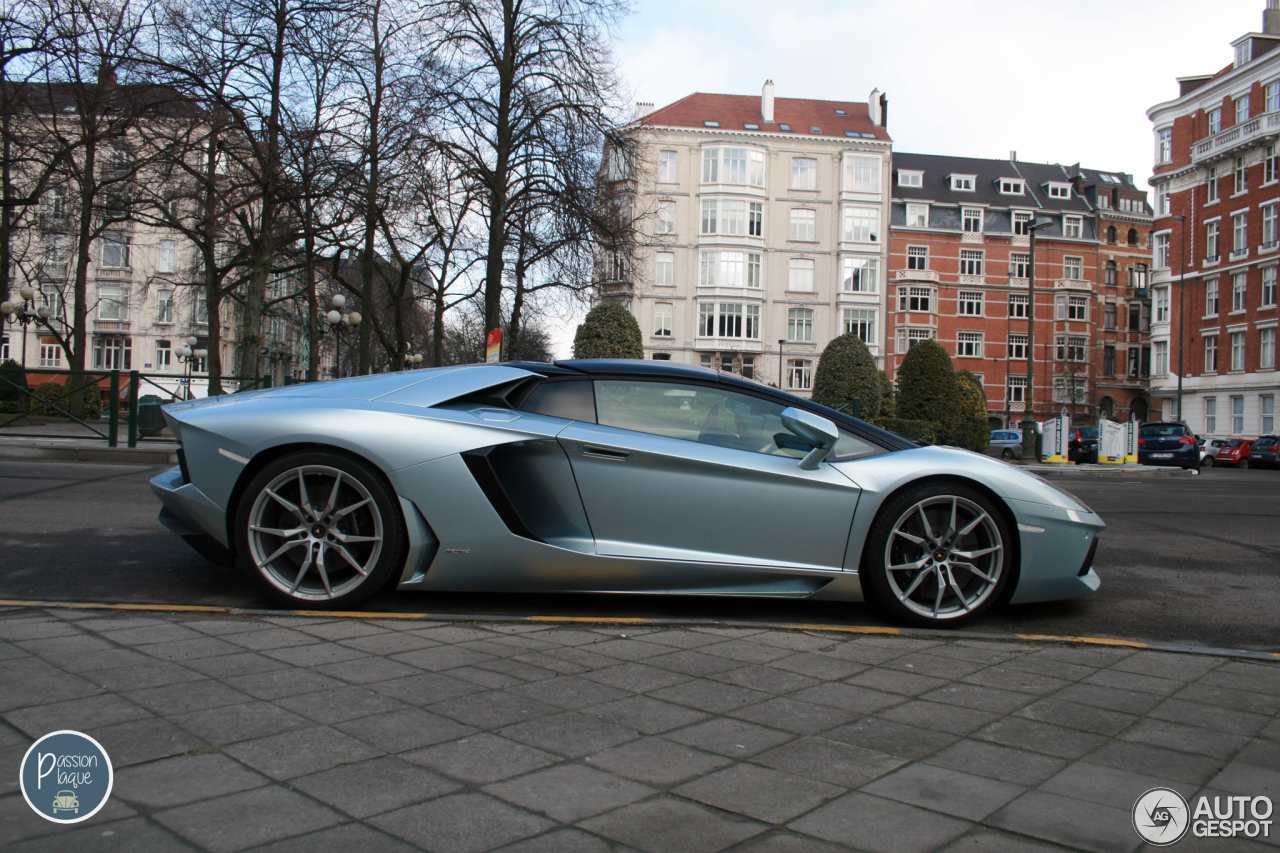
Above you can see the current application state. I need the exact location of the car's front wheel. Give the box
[1001,448,1015,460]
[1239,459,1250,470]
[234,450,406,609]
[860,482,1013,628]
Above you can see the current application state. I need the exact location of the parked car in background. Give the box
[1137,422,1199,469]
[988,429,1023,460]
[1199,437,1228,467]
[1069,427,1099,464]
[1215,438,1256,468]
[1249,435,1279,468]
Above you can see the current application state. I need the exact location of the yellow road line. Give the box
[0,599,231,614]
[1017,633,1149,649]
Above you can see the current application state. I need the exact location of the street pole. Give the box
[778,339,785,389]
[1005,275,1012,427]
[1022,220,1054,460]
[1172,214,1187,422]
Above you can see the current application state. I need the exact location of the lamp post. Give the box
[778,339,786,389]
[174,335,208,401]
[321,294,360,377]
[1172,214,1188,422]
[403,351,423,369]
[1,286,53,369]
[1022,219,1055,461]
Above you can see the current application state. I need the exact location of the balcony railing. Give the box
[1192,112,1280,164]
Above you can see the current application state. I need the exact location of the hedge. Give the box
[812,333,880,418]
[573,301,643,359]
[870,417,941,445]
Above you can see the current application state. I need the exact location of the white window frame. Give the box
[1231,395,1245,433]
[654,302,673,337]
[962,207,983,233]
[1205,397,1218,432]
[787,358,812,390]
[100,233,131,269]
[842,206,879,243]
[1209,107,1223,135]
[905,203,928,228]
[157,290,174,325]
[1063,256,1083,280]
[898,170,923,188]
[1233,272,1248,312]
[1063,216,1082,239]
[1006,375,1027,402]
[959,250,983,276]
[1155,183,1170,216]
[158,240,176,273]
[1155,286,1169,323]
[788,258,815,292]
[842,307,876,343]
[1154,232,1171,269]
[790,209,816,242]
[787,308,814,342]
[97,285,129,321]
[155,339,172,371]
[1208,166,1220,203]
[1264,265,1277,307]
[658,150,678,183]
[998,178,1024,196]
[1234,211,1248,253]
[841,257,878,293]
[1231,331,1247,371]
[1206,334,1219,372]
[958,291,983,316]
[1235,156,1248,194]
[844,156,880,193]
[906,246,928,270]
[949,174,976,191]
[1157,127,1172,164]
[956,331,983,357]
[656,201,676,235]
[1047,182,1072,199]
[1012,211,1033,235]
[1268,80,1280,113]
[899,286,932,313]
[1009,333,1028,359]
[1261,327,1277,369]
[791,157,818,191]
[1154,340,1169,375]
[1262,393,1275,434]
[703,148,765,187]
[1237,94,1251,124]
[1207,220,1220,261]
[1207,278,1220,316]
[1008,294,1028,318]
[1264,203,1278,249]
[655,252,674,286]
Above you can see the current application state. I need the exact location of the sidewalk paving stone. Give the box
[1,605,1278,853]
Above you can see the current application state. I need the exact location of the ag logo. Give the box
[1134,787,1190,846]
[19,731,113,824]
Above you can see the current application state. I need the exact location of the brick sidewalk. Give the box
[1,606,1277,853]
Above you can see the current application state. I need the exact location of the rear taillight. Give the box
[1137,438,1146,445]
[1178,437,1195,445]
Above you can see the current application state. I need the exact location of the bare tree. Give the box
[427,0,628,348]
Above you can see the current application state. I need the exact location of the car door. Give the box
[556,378,867,572]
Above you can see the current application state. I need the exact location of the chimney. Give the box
[879,93,888,128]
[868,88,881,126]
[1267,0,1280,35]
[761,80,774,123]
[634,102,654,121]
[1009,150,1017,161]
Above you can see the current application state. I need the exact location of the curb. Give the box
[0,443,177,465]
[3,599,1277,663]
[1016,463,1197,478]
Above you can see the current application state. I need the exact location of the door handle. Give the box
[581,445,630,461]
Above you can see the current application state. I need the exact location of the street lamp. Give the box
[778,339,786,390]
[403,351,424,369]
[321,293,360,377]
[1022,218,1055,462]
[1,286,53,369]
[174,335,208,401]
[1172,214,1188,422]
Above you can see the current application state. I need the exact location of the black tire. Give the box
[859,481,1015,628]
[1202,456,1215,467]
[1239,459,1250,470]
[234,450,406,610]
[1001,448,1015,460]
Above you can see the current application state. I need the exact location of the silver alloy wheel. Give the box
[246,464,384,602]
[883,495,1004,621]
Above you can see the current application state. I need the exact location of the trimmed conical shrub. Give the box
[573,301,643,359]
[812,333,880,418]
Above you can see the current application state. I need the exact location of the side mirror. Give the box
[781,407,839,470]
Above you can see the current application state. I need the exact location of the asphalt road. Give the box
[2,459,1278,651]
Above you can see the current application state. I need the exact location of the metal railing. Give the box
[0,368,274,448]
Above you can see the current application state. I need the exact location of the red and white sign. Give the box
[485,328,502,363]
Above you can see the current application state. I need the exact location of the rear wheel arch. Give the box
[864,474,1022,606]
[225,442,395,559]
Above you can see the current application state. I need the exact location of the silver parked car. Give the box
[988,429,1024,461]
[151,360,1104,628]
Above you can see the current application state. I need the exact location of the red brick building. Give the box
[888,153,1154,428]
[1147,2,1280,439]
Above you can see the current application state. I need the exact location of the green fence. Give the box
[0,368,274,448]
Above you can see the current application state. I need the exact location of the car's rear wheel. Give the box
[860,482,1013,628]
[1001,448,1015,460]
[234,451,406,610]
[1202,456,1215,467]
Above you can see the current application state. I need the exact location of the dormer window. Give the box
[998,178,1025,196]
[809,127,822,134]
[1047,182,1071,199]
[898,170,923,188]
[703,120,720,128]
[1236,40,1252,68]
[950,174,976,192]
[834,109,846,115]
[743,123,759,130]
[778,124,792,132]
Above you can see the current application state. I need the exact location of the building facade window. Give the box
[704,148,765,186]
[655,252,674,286]
[1013,211,1033,235]
[1155,233,1170,269]
[1263,266,1277,307]
[699,250,761,288]
[1008,294,1028,318]
[698,302,760,339]
[842,308,876,342]
[1206,334,1219,372]
[1209,108,1222,134]
[658,150,678,183]
[101,234,131,269]
[1262,327,1277,369]
[1056,335,1088,362]
[789,209,816,241]
[1007,375,1026,403]
[1155,286,1169,323]
[1156,183,1170,216]
[1103,344,1115,375]
[1063,256,1083,280]
[1207,278,1220,315]
[1267,145,1279,185]
[657,201,676,234]
[1262,394,1275,433]
[1231,331,1246,370]
[40,336,61,367]
[1157,128,1172,163]
[1233,272,1248,312]
[1234,212,1248,254]
[958,291,983,316]
[898,170,923,188]
[1205,397,1218,432]
[841,257,878,292]
[1232,395,1245,433]
[787,359,812,390]
[155,339,171,371]
[956,331,983,357]
[1208,166,1219,202]
[158,240,176,273]
[157,290,174,324]
[906,246,928,270]
[654,303,672,337]
[788,258,814,292]
[1105,302,1116,330]
[899,286,932,312]
[92,336,131,369]
[748,202,763,236]
[1010,252,1030,278]
[1237,94,1251,123]
[787,308,813,342]
[1154,340,1169,375]
[790,157,817,190]
[844,156,879,193]
[842,207,879,243]
[1009,333,1028,359]
[898,327,935,351]
[97,285,128,320]
[1207,220,1220,261]
[962,207,982,233]
[1235,156,1248,194]
[1265,203,1279,248]
[1105,260,1117,285]
[1064,216,1082,239]
[906,204,928,228]
[959,250,983,276]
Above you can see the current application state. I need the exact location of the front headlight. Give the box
[1027,473,1095,514]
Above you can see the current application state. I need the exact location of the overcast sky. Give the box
[547,0,1267,357]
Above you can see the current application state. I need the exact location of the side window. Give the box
[593,379,880,461]
[519,379,597,422]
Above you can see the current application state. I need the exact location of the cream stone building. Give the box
[603,82,892,396]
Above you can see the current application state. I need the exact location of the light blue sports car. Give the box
[151,360,1103,627]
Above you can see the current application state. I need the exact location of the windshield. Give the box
[1140,425,1187,437]
[1227,440,1246,447]
[1077,428,1098,438]
[1256,437,1279,448]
